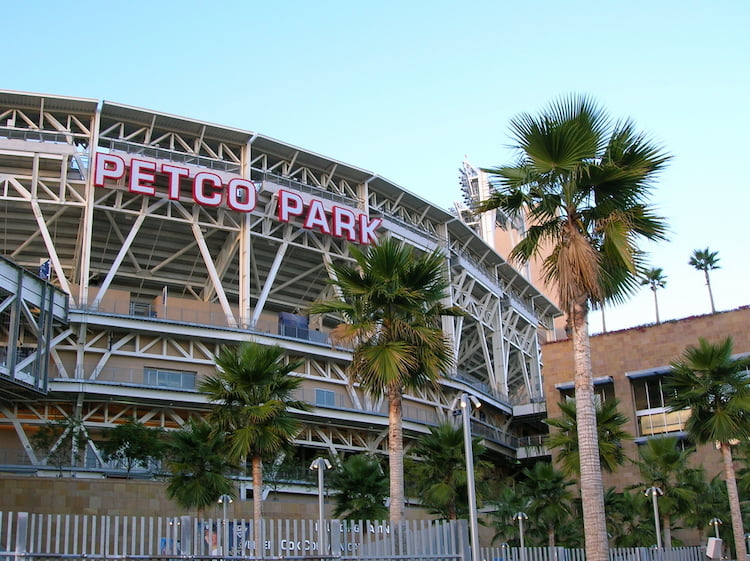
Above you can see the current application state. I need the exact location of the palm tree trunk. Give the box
[704,270,716,313]
[548,527,555,547]
[663,515,672,548]
[388,382,405,522]
[252,455,263,557]
[652,288,661,324]
[720,443,747,561]
[571,298,608,561]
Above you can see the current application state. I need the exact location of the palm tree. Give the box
[682,472,729,542]
[199,341,311,547]
[164,419,236,516]
[665,337,750,559]
[406,421,489,520]
[476,94,669,561]
[522,462,576,547]
[605,488,654,547]
[545,398,632,477]
[640,267,667,324]
[489,484,533,546]
[309,238,461,522]
[689,248,720,313]
[329,454,389,521]
[633,436,698,547]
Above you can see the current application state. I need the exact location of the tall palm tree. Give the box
[665,337,750,559]
[689,248,720,313]
[634,436,698,547]
[522,462,576,547]
[164,419,236,516]
[406,421,489,521]
[310,238,461,522]
[476,94,669,561]
[545,398,632,477]
[640,267,667,324]
[199,342,311,547]
[329,454,389,521]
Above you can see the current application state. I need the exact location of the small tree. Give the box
[688,248,720,313]
[522,462,575,547]
[633,436,698,547]
[406,421,490,520]
[545,398,631,477]
[666,337,750,559]
[328,454,389,521]
[100,419,165,476]
[640,267,667,324]
[164,419,236,516]
[31,415,88,476]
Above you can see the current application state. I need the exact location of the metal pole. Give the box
[513,512,528,561]
[318,460,325,551]
[709,518,722,539]
[310,458,331,556]
[646,487,663,550]
[461,393,481,561]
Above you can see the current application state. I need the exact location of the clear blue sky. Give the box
[6,0,749,333]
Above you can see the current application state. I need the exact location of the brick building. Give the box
[541,306,750,489]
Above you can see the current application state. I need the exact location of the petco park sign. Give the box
[94,153,382,244]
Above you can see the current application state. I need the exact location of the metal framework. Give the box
[0,91,558,492]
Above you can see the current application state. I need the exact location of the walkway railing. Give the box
[0,512,467,561]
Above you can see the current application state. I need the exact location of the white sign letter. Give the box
[193,172,223,206]
[277,190,304,222]
[94,153,125,186]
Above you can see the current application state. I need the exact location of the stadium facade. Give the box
[0,90,559,513]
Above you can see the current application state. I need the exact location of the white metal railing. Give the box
[0,512,467,561]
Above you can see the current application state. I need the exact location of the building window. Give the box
[630,375,689,436]
[315,388,336,408]
[144,368,196,390]
[556,376,615,404]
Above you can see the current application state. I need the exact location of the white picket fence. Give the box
[0,512,467,560]
[481,545,706,561]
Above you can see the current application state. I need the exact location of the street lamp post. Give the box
[513,512,529,561]
[644,486,664,549]
[456,393,481,561]
[217,494,233,554]
[310,458,332,555]
[709,518,722,539]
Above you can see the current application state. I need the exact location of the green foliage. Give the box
[310,238,462,398]
[30,415,88,474]
[688,248,720,272]
[488,483,531,546]
[632,436,700,546]
[328,454,389,521]
[477,94,670,311]
[100,419,165,476]
[405,421,490,521]
[521,462,576,547]
[666,337,750,445]
[545,398,632,476]
[200,341,311,466]
[164,419,235,515]
[604,488,655,547]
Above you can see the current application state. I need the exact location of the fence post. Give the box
[330,520,341,557]
[14,513,28,554]
[179,516,192,555]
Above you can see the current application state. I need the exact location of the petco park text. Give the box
[94,153,382,244]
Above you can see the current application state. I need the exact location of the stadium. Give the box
[0,90,559,515]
